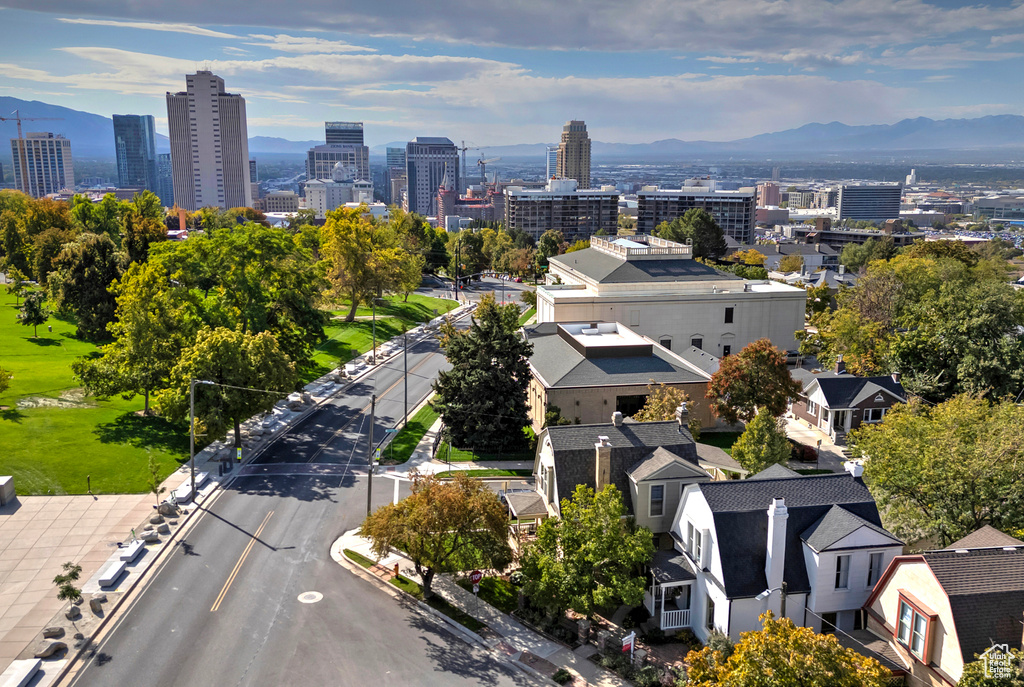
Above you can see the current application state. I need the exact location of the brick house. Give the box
[790,359,906,441]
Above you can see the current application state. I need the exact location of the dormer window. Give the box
[896,593,937,662]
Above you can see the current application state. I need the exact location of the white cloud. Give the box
[222,46,251,56]
[696,56,757,64]
[878,43,1024,69]
[245,34,375,53]
[56,17,236,38]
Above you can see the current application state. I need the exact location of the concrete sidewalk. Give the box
[388,417,533,477]
[334,529,629,687]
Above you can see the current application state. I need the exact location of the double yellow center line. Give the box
[210,510,274,612]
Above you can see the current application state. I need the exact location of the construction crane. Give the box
[0,110,64,194]
[457,141,489,193]
[476,157,501,186]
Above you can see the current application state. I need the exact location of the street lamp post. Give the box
[756,581,788,619]
[366,394,376,516]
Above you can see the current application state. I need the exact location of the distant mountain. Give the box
[3,95,1024,162]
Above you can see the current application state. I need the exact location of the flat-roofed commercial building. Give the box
[637,180,756,243]
[504,177,618,239]
[836,183,903,221]
[538,236,805,355]
[406,137,458,216]
[10,132,74,197]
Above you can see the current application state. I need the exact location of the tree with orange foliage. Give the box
[705,338,802,424]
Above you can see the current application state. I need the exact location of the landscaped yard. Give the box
[518,307,536,326]
[305,293,458,383]
[435,441,536,463]
[457,576,518,614]
[436,468,533,478]
[385,401,440,464]
[697,431,743,456]
[0,290,188,495]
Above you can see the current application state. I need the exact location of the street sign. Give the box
[473,583,480,594]
[469,570,483,584]
[236,447,242,461]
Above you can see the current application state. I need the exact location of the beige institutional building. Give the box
[537,236,806,357]
[555,120,591,189]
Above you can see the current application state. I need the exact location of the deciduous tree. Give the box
[851,395,1024,546]
[731,410,791,474]
[433,295,532,451]
[706,339,802,423]
[520,484,654,618]
[48,232,126,341]
[4,266,27,305]
[121,208,167,264]
[731,248,766,266]
[686,613,889,687]
[655,209,728,260]
[534,229,566,269]
[777,253,804,273]
[17,291,49,338]
[361,472,511,597]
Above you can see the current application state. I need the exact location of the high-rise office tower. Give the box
[249,159,258,183]
[546,146,558,179]
[155,153,173,207]
[836,184,903,222]
[166,71,252,211]
[325,122,364,146]
[556,120,591,189]
[405,137,458,216]
[306,144,370,182]
[112,114,157,192]
[383,147,407,204]
[0,162,5,186]
[10,132,74,197]
[386,147,406,170]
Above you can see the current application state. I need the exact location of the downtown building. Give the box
[637,179,757,244]
[504,178,618,240]
[307,121,370,182]
[556,120,591,189]
[166,71,252,211]
[405,137,458,216]
[383,146,407,204]
[836,183,903,221]
[112,114,158,196]
[10,132,74,197]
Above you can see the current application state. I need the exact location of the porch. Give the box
[504,490,547,554]
[645,549,696,631]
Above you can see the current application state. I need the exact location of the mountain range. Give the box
[1,96,1023,161]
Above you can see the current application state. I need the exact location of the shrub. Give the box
[675,628,699,646]
[705,629,735,660]
[509,570,525,586]
[552,668,572,685]
[633,666,661,687]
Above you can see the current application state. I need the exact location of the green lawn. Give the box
[344,549,376,568]
[437,469,533,479]
[389,573,486,632]
[0,290,188,495]
[518,307,536,326]
[386,401,440,464]
[304,293,458,383]
[436,442,535,463]
[457,576,518,614]
[697,431,744,456]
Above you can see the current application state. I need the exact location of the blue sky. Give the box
[0,1,1022,146]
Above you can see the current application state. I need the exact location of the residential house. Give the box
[790,361,906,442]
[863,528,1024,686]
[730,243,839,272]
[648,463,902,640]
[523,321,718,432]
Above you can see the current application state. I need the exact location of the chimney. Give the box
[177,207,187,232]
[595,437,612,491]
[891,371,901,384]
[835,355,846,374]
[612,411,623,427]
[839,265,846,275]
[814,243,821,253]
[844,461,864,478]
[765,498,788,592]
[674,402,689,432]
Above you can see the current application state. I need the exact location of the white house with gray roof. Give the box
[538,236,806,357]
[648,463,902,640]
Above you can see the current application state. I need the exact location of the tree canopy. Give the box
[48,232,126,341]
[655,209,728,260]
[520,484,654,618]
[17,291,49,338]
[706,339,802,423]
[731,410,791,474]
[361,472,511,597]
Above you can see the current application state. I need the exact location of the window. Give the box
[722,345,732,357]
[724,307,734,324]
[867,552,883,587]
[864,408,886,423]
[660,338,672,351]
[650,485,665,517]
[911,612,927,657]
[897,601,913,644]
[821,612,837,635]
[706,596,716,630]
[835,555,850,589]
[690,337,703,350]
[807,400,817,416]
[686,521,702,561]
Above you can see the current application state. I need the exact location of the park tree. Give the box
[72,261,201,414]
[433,294,532,452]
[361,472,511,598]
[655,209,728,260]
[520,484,654,618]
[70,193,124,241]
[0,210,30,275]
[706,339,802,423]
[53,562,83,604]
[121,208,167,264]
[777,253,804,273]
[851,395,1024,546]
[0,367,12,394]
[146,453,166,507]
[17,291,49,338]
[686,613,889,687]
[48,232,126,341]
[391,209,448,272]
[23,197,72,238]
[447,229,488,278]
[534,229,566,269]
[159,327,297,454]
[565,239,589,254]
[731,411,791,474]
[5,266,28,305]
[731,248,766,266]
[32,227,78,285]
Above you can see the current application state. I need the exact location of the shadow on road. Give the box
[227,473,346,502]
[406,610,531,684]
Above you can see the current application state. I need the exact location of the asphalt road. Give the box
[61,292,539,687]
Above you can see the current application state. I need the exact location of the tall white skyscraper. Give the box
[166,71,252,211]
[10,132,74,197]
[405,137,458,216]
[546,146,558,179]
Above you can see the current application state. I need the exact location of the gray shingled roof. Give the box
[696,473,887,597]
[627,447,709,483]
[748,464,801,480]
[549,248,739,284]
[946,525,1024,550]
[924,547,1024,662]
[675,346,720,375]
[812,375,906,409]
[506,491,547,518]
[801,505,901,552]
[524,324,709,388]
[544,421,698,516]
[651,549,697,584]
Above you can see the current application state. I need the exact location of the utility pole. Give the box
[189,379,214,499]
[371,298,376,365]
[366,394,376,516]
[403,328,409,427]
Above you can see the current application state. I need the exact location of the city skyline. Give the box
[0,2,1023,147]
